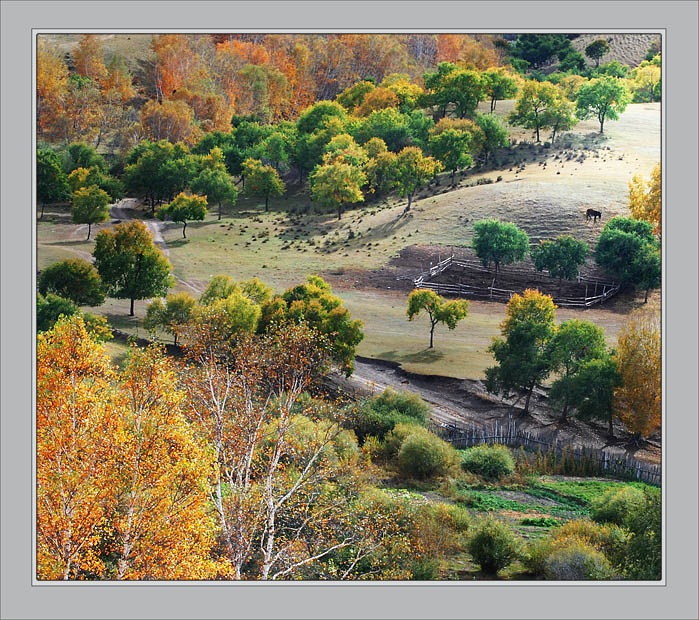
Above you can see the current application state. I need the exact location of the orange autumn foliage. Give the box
[614,310,661,438]
[73,35,108,83]
[139,99,200,145]
[37,41,69,137]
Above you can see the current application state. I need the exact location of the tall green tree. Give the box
[191,167,238,220]
[93,220,173,316]
[37,149,69,219]
[564,354,621,436]
[575,77,631,134]
[38,258,105,306]
[595,217,660,299]
[547,319,607,421]
[482,68,519,112]
[365,151,399,196]
[406,289,469,349]
[472,219,529,282]
[157,192,207,239]
[428,128,472,185]
[394,146,442,212]
[71,185,111,240]
[584,39,611,68]
[243,160,286,212]
[310,160,365,220]
[475,113,509,164]
[422,63,485,119]
[531,235,588,293]
[508,81,559,143]
[485,289,557,415]
[542,97,578,145]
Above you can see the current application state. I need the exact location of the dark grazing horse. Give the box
[586,208,602,222]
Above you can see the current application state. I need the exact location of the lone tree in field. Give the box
[37,149,69,219]
[143,291,196,346]
[485,289,557,415]
[93,220,173,316]
[595,216,660,301]
[243,159,285,212]
[575,77,630,134]
[157,192,207,239]
[531,235,588,293]
[71,185,111,240]
[310,160,366,220]
[472,219,529,282]
[191,166,238,220]
[394,146,442,212]
[585,39,611,68]
[546,319,607,421]
[38,258,105,307]
[406,289,470,349]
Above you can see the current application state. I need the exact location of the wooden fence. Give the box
[413,254,621,308]
[429,417,661,486]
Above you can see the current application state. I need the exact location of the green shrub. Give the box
[543,540,614,580]
[467,519,520,574]
[461,444,515,480]
[409,558,439,580]
[396,431,458,480]
[382,423,426,459]
[520,516,559,527]
[591,486,647,526]
[350,389,429,443]
[621,488,661,580]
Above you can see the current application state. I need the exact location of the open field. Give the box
[37,103,660,378]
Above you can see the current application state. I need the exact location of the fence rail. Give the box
[412,255,621,308]
[429,417,661,486]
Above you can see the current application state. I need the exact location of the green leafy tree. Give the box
[575,77,631,134]
[199,274,241,305]
[481,68,519,112]
[157,192,207,239]
[508,80,559,142]
[191,167,238,220]
[296,100,348,136]
[365,151,399,196]
[259,275,364,375]
[123,140,195,215]
[322,133,368,168]
[351,108,412,152]
[190,290,262,341]
[192,131,245,176]
[531,235,588,293]
[93,220,173,316]
[428,128,472,185]
[406,289,469,349]
[475,113,509,164]
[336,81,375,112]
[37,149,69,218]
[542,97,578,144]
[64,142,108,173]
[38,258,105,306]
[509,34,574,68]
[394,146,442,212]
[259,132,290,170]
[143,291,196,345]
[422,63,485,119]
[71,185,111,240]
[485,289,557,415]
[310,161,365,220]
[547,319,607,421]
[595,217,660,298]
[585,39,611,68]
[563,354,621,436]
[243,160,286,212]
[472,219,529,281]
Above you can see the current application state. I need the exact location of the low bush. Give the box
[543,540,614,580]
[467,519,520,574]
[520,516,559,527]
[461,444,515,481]
[350,389,429,443]
[591,486,647,526]
[397,431,458,480]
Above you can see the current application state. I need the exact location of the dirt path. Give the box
[330,356,661,464]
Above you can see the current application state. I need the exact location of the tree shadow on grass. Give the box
[375,348,446,364]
